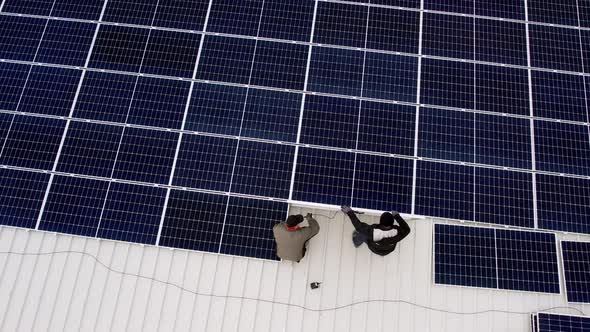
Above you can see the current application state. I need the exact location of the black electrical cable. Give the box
[0,250,585,317]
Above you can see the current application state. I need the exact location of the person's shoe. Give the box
[352,231,365,247]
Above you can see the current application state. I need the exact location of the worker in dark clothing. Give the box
[273,213,320,262]
[341,206,410,256]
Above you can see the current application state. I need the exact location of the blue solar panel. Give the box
[475,65,529,116]
[0,16,44,60]
[250,41,308,90]
[475,114,531,169]
[2,0,54,16]
[537,175,590,234]
[475,19,527,66]
[172,134,236,192]
[537,313,590,332]
[207,0,263,37]
[0,168,49,229]
[231,141,294,198]
[152,0,208,31]
[352,155,413,212]
[127,77,191,129]
[528,0,579,26]
[103,0,158,26]
[314,2,367,48]
[112,128,178,184]
[292,148,355,205]
[97,182,166,245]
[300,95,359,149]
[241,89,300,142]
[534,121,590,176]
[421,59,474,109]
[0,62,29,111]
[36,20,96,67]
[561,241,590,303]
[89,25,150,73]
[56,122,123,178]
[532,71,588,122]
[185,83,246,136]
[141,30,201,78]
[51,0,104,21]
[258,0,314,42]
[423,13,473,60]
[308,47,364,97]
[0,115,65,170]
[584,32,590,73]
[529,25,583,72]
[415,161,474,221]
[418,108,474,163]
[357,102,415,156]
[425,0,473,14]
[434,224,497,288]
[475,0,525,20]
[18,66,81,117]
[39,176,109,237]
[74,71,136,123]
[160,190,227,253]
[367,7,419,54]
[219,197,287,260]
[496,229,560,293]
[474,168,534,228]
[363,52,418,102]
[197,36,255,85]
[581,1,590,28]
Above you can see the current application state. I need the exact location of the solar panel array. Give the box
[0,0,589,260]
[536,313,590,332]
[434,224,560,293]
[561,241,590,303]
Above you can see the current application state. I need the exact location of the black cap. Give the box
[286,214,304,227]
[380,212,394,227]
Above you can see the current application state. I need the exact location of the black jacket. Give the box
[347,211,411,256]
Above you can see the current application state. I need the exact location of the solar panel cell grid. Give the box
[51,0,104,21]
[362,52,418,102]
[434,224,497,288]
[357,101,415,156]
[534,121,590,176]
[423,13,473,60]
[475,0,525,20]
[313,2,367,48]
[532,71,588,122]
[258,0,314,42]
[537,313,590,332]
[475,114,531,169]
[56,122,123,178]
[97,182,166,245]
[418,108,474,163]
[89,25,150,73]
[220,197,287,260]
[537,175,590,234]
[126,77,191,129]
[172,134,236,192]
[17,66,81,117]
[36,20,96,67]
[39,176,109,237]
[0,168,49,229]
[103,0,158,26]
[0,115,65,170]
[425,0,474,14]
[196,36,256,85]
[420,58,474,109]
[152,0,209,31]
[160,190,227,253]
[207,0,263,37]
[496,230,560,293]
[581,0,590,28]
[475,65,530,116]
[2,0,53,16]
[366,7,419,54]
[475,19,527,66]
[529,25,583,72]
[308,46,364,97]
[140,30,201,78]
[0,62,29,111]
[0,15,46,62]
[73,71,137,123]
[250,41,308,90]
[527,0,579,27]
[561,241,590,303]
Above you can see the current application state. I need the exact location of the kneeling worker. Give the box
[273,213,319,262]
[341,206,410,256]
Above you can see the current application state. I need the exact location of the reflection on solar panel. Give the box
[561,241,590,303]
[0,0,589,260]
[537,312,590,332]
[434,224,560,293]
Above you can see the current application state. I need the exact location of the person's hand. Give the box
[305,213,313,220]
[341,205,353,214]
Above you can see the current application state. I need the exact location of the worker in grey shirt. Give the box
[273,213,320,262]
